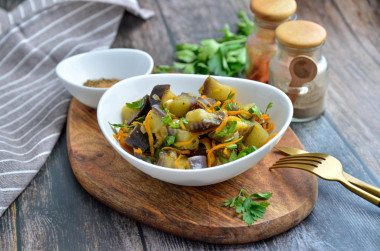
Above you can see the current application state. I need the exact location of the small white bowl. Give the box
[97,74,293,186]
[56,48,154,108]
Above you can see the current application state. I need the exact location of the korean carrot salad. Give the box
[110,76,276,169]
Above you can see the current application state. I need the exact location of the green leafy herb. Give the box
[135,116,146,123]
[163,104,176,117]
[237,145,257,159]
[164,135,177,147]
[265,102,273,114]
[226,91,235,100]
[223,136,235,142]
[222,189,272,226]
[228,149,238,162]
[156,11,253,77]
[225,144,237,149]
[248,104,261,119]
[161,116,172,125]
[126,97,145,109]
[214,120,237,137]
[225,102,237,111]
[238,115,253,125]
[108,122,133,134]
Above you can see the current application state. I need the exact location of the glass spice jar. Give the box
[269,20,328,122]
[245,0,297,83]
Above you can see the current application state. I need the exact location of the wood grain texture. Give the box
[67,98,318,244]
[1,0,380,249]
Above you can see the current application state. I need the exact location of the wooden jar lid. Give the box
[250,0,297,22]
[275,20,327,49]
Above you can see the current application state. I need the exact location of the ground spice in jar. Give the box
[83,78,120,88]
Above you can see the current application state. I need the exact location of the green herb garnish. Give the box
[248,104,261,119]
[156,11,253,77]
[238,115,253,125]
[164,135,177,147]
[225,102,237,111]
[265,102,273,114]
[222,189,272,226]
[226,91,235,100]
[126,96,145,109]
[237,145,257,159]
[108,122,133,134]
[135,115,146,123]
[214,120,237,137]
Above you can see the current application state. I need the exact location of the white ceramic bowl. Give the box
[56,48,154,108]
[97,74,293,186]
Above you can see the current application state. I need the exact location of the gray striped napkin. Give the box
[0,0,153,217]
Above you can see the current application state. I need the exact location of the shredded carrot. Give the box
[264,133,277,144]
[207,136,243,167]
[176,154,185,168]
[199,138,211,151]
[179,119,186,130]
[227,116,241,122]
[211,139,217,148]
[227,110,252,116]
[200,95,213,107]
[134,148,143,154]
[214,112,229,134]
[264,122,274,131]
[144,110,155,156]
[196,99,212,112]
[223,148,231,158]
[230,89,236,102]
[211,101,221,110]
[161,147,191,155]
[175,135,198,147]
[113,129,129,149]
[261,114,270,120]
[221,100,231,109]
[207,152,215,167]
[192,127,217,136]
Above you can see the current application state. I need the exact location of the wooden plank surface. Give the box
[0,0,379,250]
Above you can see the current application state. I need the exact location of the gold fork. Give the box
[270,152,380,207]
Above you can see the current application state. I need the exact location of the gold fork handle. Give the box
[339,179,380,207]
[343,173,380,198]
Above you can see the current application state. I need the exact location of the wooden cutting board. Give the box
[67,98,318,244]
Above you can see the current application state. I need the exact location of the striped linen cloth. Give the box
[0,0,153,217]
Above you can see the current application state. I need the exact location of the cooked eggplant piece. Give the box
[149,84,176,106]
[166,94,197,117]
[243,121,269,148]
[125,124,150,152]
[197,96,217,108]
[199,76,235,102]
[122,95,151,125]
[210,121,253,143]
[151,104,167,117]
[188,156,207,169]
[186,109,225,132]
[157,150,189,169]
[148,107,165,133]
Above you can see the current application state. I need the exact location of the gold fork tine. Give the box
[271,153,380,207]
[270,163,317,172]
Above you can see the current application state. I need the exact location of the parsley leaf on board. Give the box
[126,96,145,109]
[222,189,272,226]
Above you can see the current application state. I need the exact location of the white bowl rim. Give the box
[55,48,154,90]
[97,73,293,174]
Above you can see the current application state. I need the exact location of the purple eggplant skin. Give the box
[151,104,167,117]
[187,110,226,132]
[125,124,150,152]
[197,96,216,108]
[126,94,151,125]
[188,156,207,169]
[149,84,171,106]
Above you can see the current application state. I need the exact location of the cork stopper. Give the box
[275,20,327,49]
[250,0,297,22]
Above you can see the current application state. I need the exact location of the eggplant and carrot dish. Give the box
[110,76,276,169]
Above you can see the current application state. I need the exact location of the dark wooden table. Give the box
[1,0,380,250]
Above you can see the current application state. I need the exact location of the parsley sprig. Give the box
[155,11,253,77]
[126,97,145,109]
[222,189,272,226]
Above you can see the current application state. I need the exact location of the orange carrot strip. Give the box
[199,138,211,151]
[176,154,184,168]
[175,135,198,147]
[144,110,155,156]
[196,99,212,112]
[227,110,252,116]
[134,148,143,154]
[223,148,231,158]
[214,112,229,134]
[207,137,243,167]
[179,120,186,130]
[264,133,277,144]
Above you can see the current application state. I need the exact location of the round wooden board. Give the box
[67,98,318,244]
